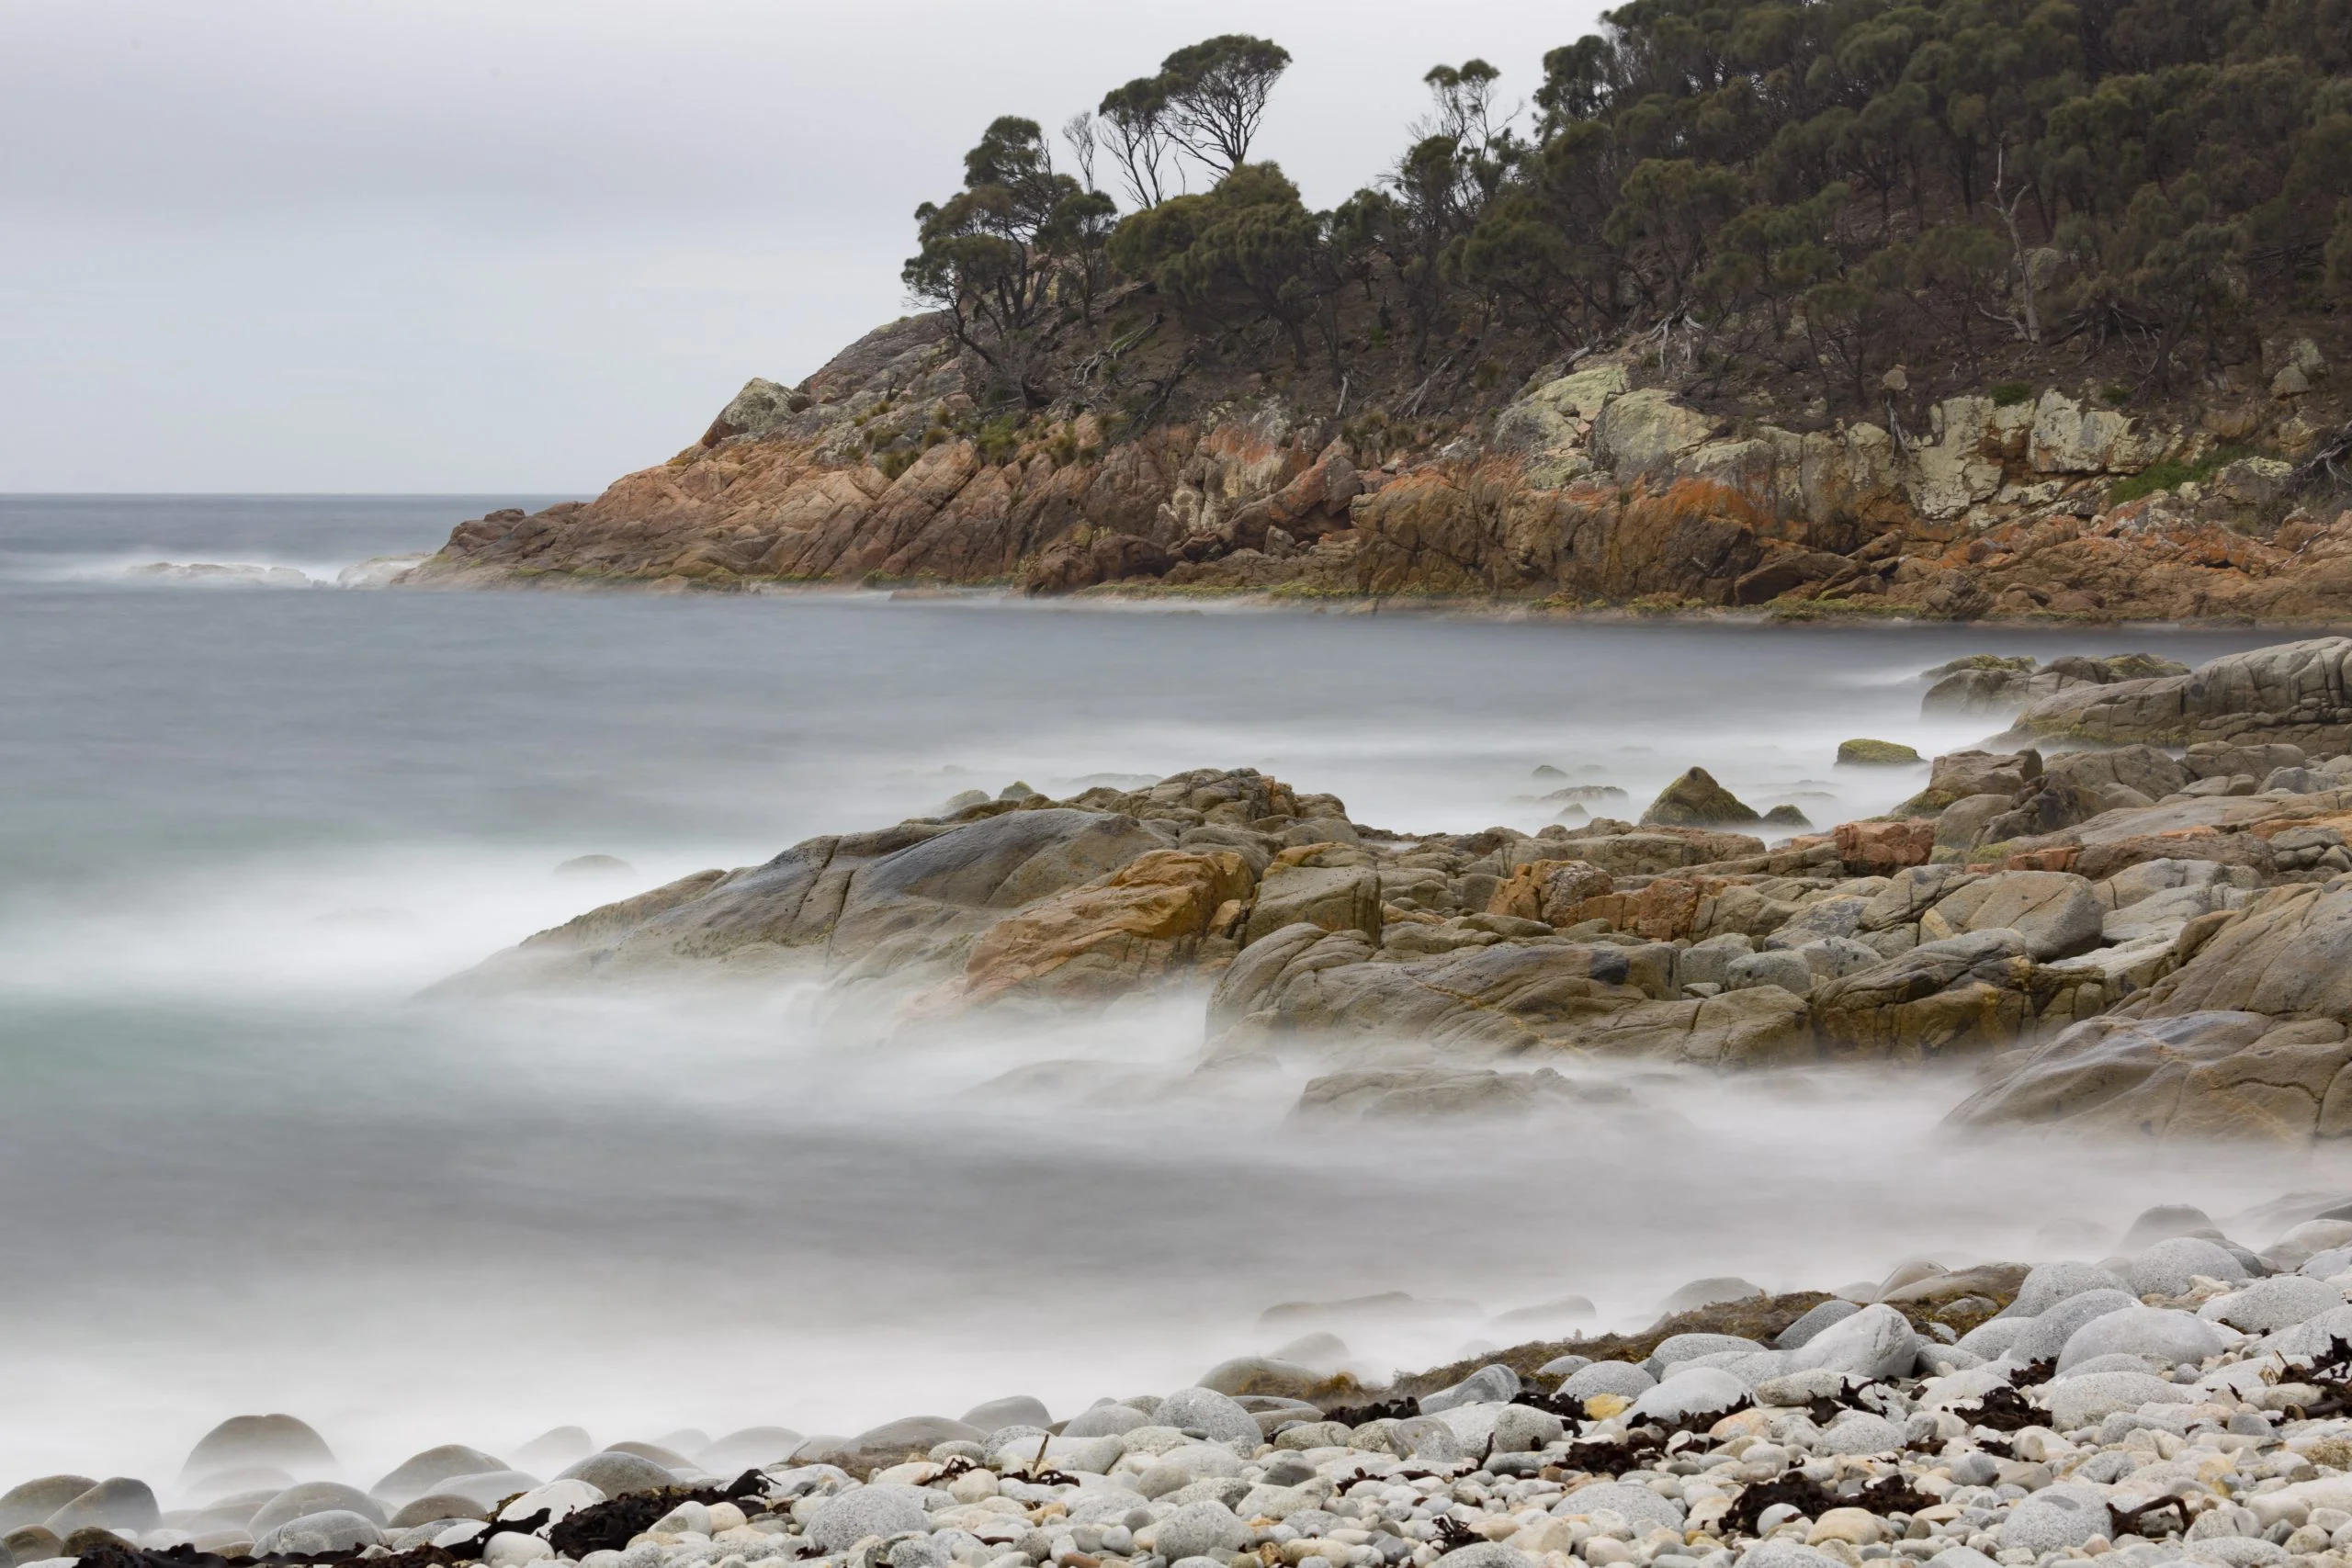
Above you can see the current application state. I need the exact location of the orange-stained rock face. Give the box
[1835,819,1938,876]
[960,848,1256,1006]
[402,313,2352,622]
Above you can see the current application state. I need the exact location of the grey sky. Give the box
[0,2,1600,492]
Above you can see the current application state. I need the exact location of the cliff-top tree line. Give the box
[906,6,2352,421]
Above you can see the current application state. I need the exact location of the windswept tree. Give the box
[1099,76,1178,208]
[1158,35,1293,177]
[1364,60,1524,362]
[903,117,1115,404]
[1060,110,1101,193]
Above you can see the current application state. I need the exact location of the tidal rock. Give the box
[509,1429,594,1475]
[1836,739,1924,766]
[695,1427,804,1473]
[1641,768,1761,828]
[389,1495,492,1529]
[431,1472,545,1510]
[2,1525,64,1562]
[0,1481,96,1534]
[1061,1404,1151,1438]
[1196,1359,1322,1401]
[842,1416,983,1458]
[956,1396,1050,1431]
[555,1451,675,1497]
[244,1483,385,1541]
[45,1479,162,1537]
[1661,1276,1766,1313]
[181,1416,336,1482]
[372,1446,509,1509]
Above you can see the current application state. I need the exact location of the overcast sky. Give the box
[0,2,1602,492]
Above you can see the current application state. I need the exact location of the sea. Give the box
[0,493,2328,1491]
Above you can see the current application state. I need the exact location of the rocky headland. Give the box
[400,318,2352,624]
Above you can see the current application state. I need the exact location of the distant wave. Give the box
[1,552,426,588]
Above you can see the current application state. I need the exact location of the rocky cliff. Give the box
[405,314,2352,621]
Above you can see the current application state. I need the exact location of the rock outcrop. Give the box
[448,634,2352,1141]
[2013,637,2352,753]
[399,315,2352,620]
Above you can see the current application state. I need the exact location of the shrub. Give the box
[2107,445,2250,505]
[1990,382,2035,407]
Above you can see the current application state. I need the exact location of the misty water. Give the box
[3,494,2342,1496]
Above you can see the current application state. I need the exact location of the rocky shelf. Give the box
[434,634,2352,1148]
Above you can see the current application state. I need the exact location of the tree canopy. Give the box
[910,6,2352,420]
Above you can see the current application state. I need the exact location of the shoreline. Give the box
[19,1228,2352,1568]
[380,566,2352,637]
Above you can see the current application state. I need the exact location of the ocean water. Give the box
[0,494,2335,1496]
